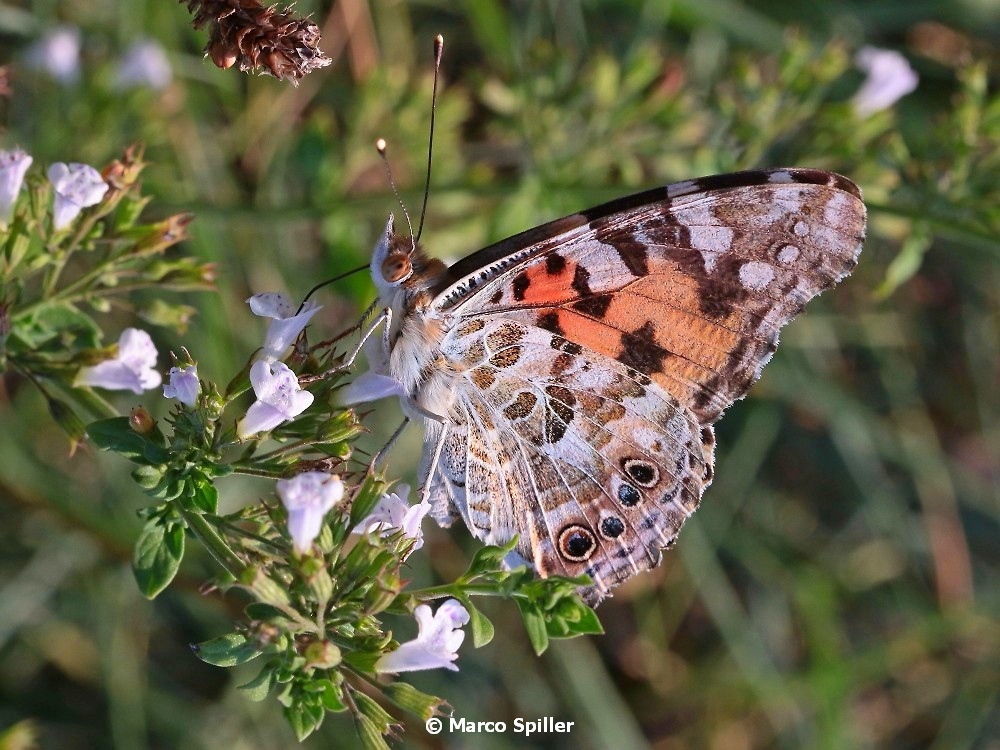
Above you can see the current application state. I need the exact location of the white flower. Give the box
[340,370,406,405]
[236,360,314,439]
[163,365,200,406]
[48,162,109,230]
[375,599,470,674]
[0,149,32,227]
[75,328,162,394]
[247,292,322,362]
[24,25,81,84]
[276,472,344,554]
[340,334,405,405]
[115,39,172,90]
[853,46,918,116]
[353,485,432,551]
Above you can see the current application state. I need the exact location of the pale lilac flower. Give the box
[276,472,344,554]
[115,39,172,90]
[0,149,32,227]
[163,365,200,406]
[236,360,314,439]
[48,162,109,230]
[24,25,81,84]
[340,335,405,405]
[376,600,470,674]
[75,328,162,394]
[247,293,322,362]
[353,485,432,552]
[853,46,918,116]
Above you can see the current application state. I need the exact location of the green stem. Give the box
[230,463,291,479]
[410,583,528,600]
[866,201,1000,253]
[179,508,247,579]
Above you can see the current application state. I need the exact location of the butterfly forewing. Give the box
[435,168,866,423]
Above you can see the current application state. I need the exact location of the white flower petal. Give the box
[163,365,200,406]
[247,293,322,361]
[0,149,33,226]
[853,46,918,116]
[353,485,431,552]
[375,600,471,674]
[74,328,161,394]
[276,472,344,553]
[48,162,109,230]
[25,26,81,84]
[374,640,460,673]
[115,39,172,90]
[248,292,295,319]
[340,371,405,405]
[236,400,288,439]
[237,361,314,439]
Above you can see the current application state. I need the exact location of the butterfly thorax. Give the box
[373,232,455,414]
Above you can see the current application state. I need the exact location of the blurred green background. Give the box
[2,1,999,748]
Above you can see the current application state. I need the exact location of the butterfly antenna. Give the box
[415,34,444,245]
[376,138,415,246]
[297,263,370,313]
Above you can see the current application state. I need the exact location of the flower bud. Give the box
[303,639,341,670]
[129,406,156,434]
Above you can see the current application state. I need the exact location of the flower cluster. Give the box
[25,27,173,91]
[76,265,602,742]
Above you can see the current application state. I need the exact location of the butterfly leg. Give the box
[300,306,393,384]
[417,420,451,506]
[371,416,410,469]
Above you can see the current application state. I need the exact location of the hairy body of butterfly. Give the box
[363,168,866,604]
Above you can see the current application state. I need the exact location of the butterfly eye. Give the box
[381,254,412,283]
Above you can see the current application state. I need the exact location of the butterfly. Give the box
[356,168,866,604]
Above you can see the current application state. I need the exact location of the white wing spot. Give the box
[739,261,775,290]
[793,220,810,237]
[777,244,800,263]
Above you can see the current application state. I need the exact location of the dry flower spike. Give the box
[181,0,332,84]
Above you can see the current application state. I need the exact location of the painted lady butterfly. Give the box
[363,168,866,603]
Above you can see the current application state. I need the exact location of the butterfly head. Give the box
[370,215,448,306]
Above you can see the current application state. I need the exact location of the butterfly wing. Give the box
[431,319,712,601]
[434,168,866,423]
[419,168,865,600]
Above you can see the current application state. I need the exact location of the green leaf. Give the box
[189,476,219,514]
[284,698,325,742]
[238,663,277,701]
[244,602,292,623]
[319,680,348,712]
[138,299,197,333]
[132,517,185,598]
[875,222,933,299]
[464,536,518,578]
[88,417,153,463]
[515,599,550,656]
[342,649,381,674]
[191,632,263,667]
[463,598,495,648]
[131,464,165,489]
[15,303,101,351]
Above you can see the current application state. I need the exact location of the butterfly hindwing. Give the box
[430,318,714,600]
